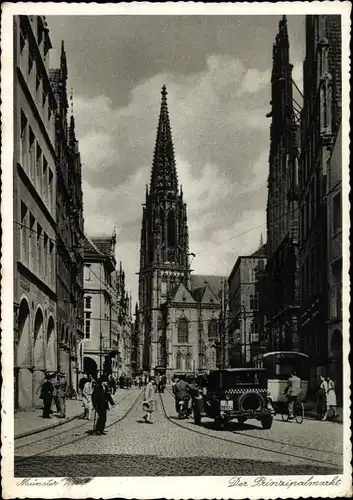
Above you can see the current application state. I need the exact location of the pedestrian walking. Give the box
[326,376,338,419]
[51,372,61,414]
[40,374,54,418]
[318,375,328,420]
[56,372,68,418]
[107,374,116,395]
[79,373,88,398]
[142,377,156,423]
[155,374,160,393]
[82,375,94,420]
[92,378,115,435]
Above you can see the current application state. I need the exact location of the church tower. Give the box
[138,86,190,373]
[265,16,300,351]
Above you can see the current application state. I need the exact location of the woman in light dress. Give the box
[142,377,156,423]
[82,375,94,420]
[318,375,328,420]
[326,376,338,419]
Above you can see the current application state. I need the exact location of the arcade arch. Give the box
[33,307,44,367]
[46,315,56,371]
[83,356,98,379]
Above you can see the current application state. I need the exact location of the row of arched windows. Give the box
[176,317,218,344]
[176,352,192,371]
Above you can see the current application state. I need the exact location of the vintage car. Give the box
[193,368,275,429]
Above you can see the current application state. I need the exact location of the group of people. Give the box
[78,373,116,435]
[318,375,338,420]
[39,371,68,419]
[284,371,338,421]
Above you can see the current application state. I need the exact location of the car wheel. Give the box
[237,417,247,425]
[261,416,273,429]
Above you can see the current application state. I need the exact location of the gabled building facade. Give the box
[137,87,226,378]
[228,241,267,366]
[13,15,57,409]
[83,234,133,379]
[83,234,117,378]
[299,15,341,388]
[265,16,301,352]
[50,42,84,392]
[326,125,342,404]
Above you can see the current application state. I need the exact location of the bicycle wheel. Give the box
[281,409,289,421]
[295,402,304,424]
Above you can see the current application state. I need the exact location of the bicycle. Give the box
[281,399,304,424]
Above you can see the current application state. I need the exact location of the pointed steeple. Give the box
[69,114,75,144]
[150,86,178,193]
[60,40,67,80]
[260,233,264,248]
[279,15,289,46]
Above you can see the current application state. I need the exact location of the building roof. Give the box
[251,243,267,258]
[190,274,225,299]
[83,236,103,257]
[91,237,113,256]
[191,286,206,303]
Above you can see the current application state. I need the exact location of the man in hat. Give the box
[92,378,115,434]
[40,373,54,418]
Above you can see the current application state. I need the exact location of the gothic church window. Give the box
[208,318,218,343]
[177,318,189,343]
[167,210,176,247]
[176,352,182,370]
[185,353,192,371]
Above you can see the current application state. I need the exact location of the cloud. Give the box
[191,208,267,278]
[71,54,273,302]
[240,68,271,94]
[44,15,307,305]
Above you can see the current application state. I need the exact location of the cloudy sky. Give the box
[46,15,305,303]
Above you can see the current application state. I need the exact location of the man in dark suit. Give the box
[92,378,115,435]
[41,374,54,418]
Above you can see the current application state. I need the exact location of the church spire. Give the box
[60,40,67,80]
[279,15,289,47]
[150,86,178,193]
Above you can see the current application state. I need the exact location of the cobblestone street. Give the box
[15,387,343,477]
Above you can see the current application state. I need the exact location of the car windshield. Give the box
[208,370,266,390]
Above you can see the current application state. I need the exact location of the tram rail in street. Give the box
[15,390,143,463]
[159,389,342,470]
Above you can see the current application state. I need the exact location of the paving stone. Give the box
[15,388,343,477]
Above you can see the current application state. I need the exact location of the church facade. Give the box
[137,86,226,378]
